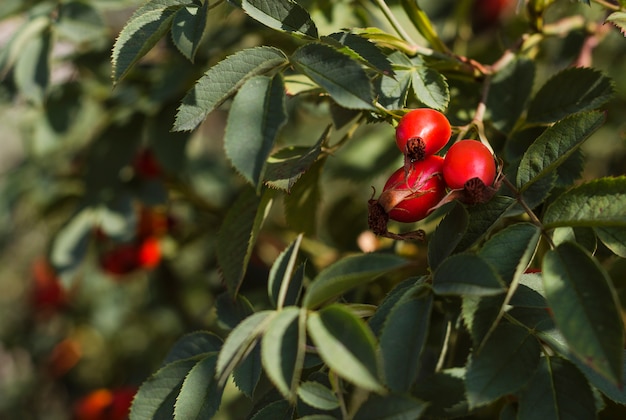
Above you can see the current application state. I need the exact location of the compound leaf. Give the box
[433,254,505,296]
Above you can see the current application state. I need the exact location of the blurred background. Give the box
[1,0,626,418]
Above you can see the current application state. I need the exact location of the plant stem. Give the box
[592,0,621,11]
[373,0,419,46]
[435,319,452,372]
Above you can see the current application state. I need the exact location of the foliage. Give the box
[2,0,626,418]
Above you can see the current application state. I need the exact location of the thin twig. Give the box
[373,0,419,45]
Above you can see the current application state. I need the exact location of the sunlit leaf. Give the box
[409,57,449,111]
[174,354,222,420]
[174,46,288,131]
[543,177,626,228]
[606,11,626,36]
[324,31,393,75]
[291,43,375,110]
[517,112,604,191]
[297,381,340,411]
[14,26,51,105]
[268,234,304,308]
[303,253,408,309]
[353,394,428,420]
[542,241,624,384]
[264,134,324,192]
[307,305,384,393]
[171,3,207,62]
[242,0,318,39]
[595,227,626,257]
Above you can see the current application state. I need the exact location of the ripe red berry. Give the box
[138,236,161,269]
[395,108,452,162]
[379,155,446,223]
[442,140,496,190]
[99,244,140,276]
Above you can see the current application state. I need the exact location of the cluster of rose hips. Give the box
[369,108,498,240]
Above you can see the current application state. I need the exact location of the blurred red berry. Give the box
[31,257,66,313]
[74,387,136,420]
[137,237,161,269]
[132,148,162,179]
[99,244,140,276]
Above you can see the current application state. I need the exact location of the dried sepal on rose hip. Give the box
[395,108,452,164]
[368,155,446,240]
[441,139,500,205]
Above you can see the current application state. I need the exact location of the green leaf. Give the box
[369,277,421,336]
[242,0,318,39]
[0,15,49,78]
[413,368,468,418]
[573,349,626,404]
[50,206,96,280]
[353,394,428,420]
[595,227,626,257]
[14,26,51,105]
[486,57,535,133]
[174,46,288,131]
[527,67,614,124]
[517,111,604,191]
[428,202,469,270]
[465,323,541,408]
[171,3,207,62]
[542,241,624,384]
[268,235,304,308]
[224,74,287,189]
[112,6,181,82]
[479,223,541,285]
[409,58,450,111]
[174,354,222,420]
[56,0,106,46]
[324,32,393,75]
[129,0,190,20]
[162,332,223,366]
[433,254,506,296]
[297,381,340,411]
[462,294,505,345]
[455,196,517,251]
[215,292,254,330]
[517,356,596,419]
[543,177,626,228]
[552,226,597,253]
[250,400,293,420]
[380,285,433,392]
[232,343,262,398]
[216,188,274,296]
[216,310,276,385]
[291,43,375,110]
[606,11,626,36]
[303,253,408,309]
[264,135,324,192]
[307,305,384,393]
[284,157,325,237]
[261,307,305,401]
[130,358,199,420]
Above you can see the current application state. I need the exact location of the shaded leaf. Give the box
[413,368,468,419]
[479,223,541,285]
[130,358,199,420]
[284,157,325,237]
[216,188,274,296]
[232,344,262,398]
[462,294,505,345]
[303,253,408,309]
[297,381,340,411]
[171,3,207,62]
[517,111,604,191]
[465,323,541,407]
[215,292,254,330]
[353,394,428,420]
[174,46,288,131]
[291,43,375,110]
[542,241,624,384]
[543,177,626,228]
[162,332,223,367]
[250,399,293,420]
[527,67,614,124]
[14,26,51,105]
[486,57,535,133]
[369,277,421,337]
[264,135,324,192]
[242,0,318,39]
[261,307,305,401]
[216,310,276,385]
[428,202,469,270]
[224,74,287,189]
[409,58,449,111]
[517,356,596,419]
[268,234,304,308]
[380,285,433,392]
[433,254,505,296]
[595,227,626,257]
[324,32,393,75]
[455,196,516,251]
[307,305,384,393]
[112,6,181,82]
[174,354,222,420]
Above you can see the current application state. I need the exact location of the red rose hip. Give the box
[442,139,496,190]
[379,155,446,223]
[395,108,452,162]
